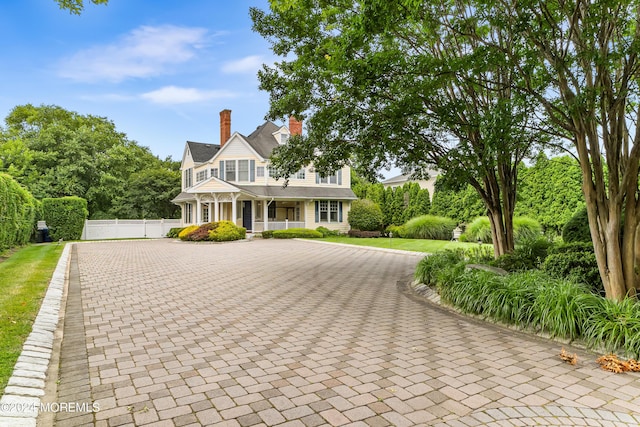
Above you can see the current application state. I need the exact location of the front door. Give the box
[242,201,252,232]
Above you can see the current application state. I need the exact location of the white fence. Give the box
[81,219,182,240]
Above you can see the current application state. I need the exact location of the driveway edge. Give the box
[0,243,72,427]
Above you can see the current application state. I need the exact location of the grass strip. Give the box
[313,236,490,253]
[0,244,64,391]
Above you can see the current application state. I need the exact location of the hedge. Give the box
[42,197,88,241]
[0,173,37,250]
[273,228,323,238]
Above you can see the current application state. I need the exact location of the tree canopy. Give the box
[0,104,180,219]
[55,0,108,14]
[252,1,549,257]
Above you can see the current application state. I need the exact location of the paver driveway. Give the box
[51,239,640,426]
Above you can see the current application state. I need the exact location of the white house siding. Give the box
[304,200,351,232]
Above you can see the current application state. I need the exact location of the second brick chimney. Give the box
[289,116,303,136]
[220,109,231,146]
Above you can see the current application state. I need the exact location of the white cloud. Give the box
[59,25,208,82]
[140,86,237,105]
[221,55,265,74]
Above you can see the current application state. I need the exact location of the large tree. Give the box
[478,0,640,300]
[0,104,179,219]
[251,0,548,257]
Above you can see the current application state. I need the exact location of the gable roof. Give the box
[243,121,281,159]
[382,170,440,185]
[187,141,220,163]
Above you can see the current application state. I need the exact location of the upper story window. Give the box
[196,170,208,182]
[183,168,193,188]
[212,168,218,178]
[296,168,306,180]
[256,166,265,178]
[220,160,256,182]
[226,161,236,181]
[316,170,342,185]
[280,134,290,144]
[238,160,249,181]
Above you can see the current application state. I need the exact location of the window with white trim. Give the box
[256,166,265,178]
[212,168,218,178]
[296,168,306,179]
[238,160,249,181]
[318,171,338,184]
[185,203,193,224]
[226,161,236,181]
[319,201,328,221]
[183,168,193,188]
[330,201,339,222]
[315,200,343,223]
[196,170,208,182]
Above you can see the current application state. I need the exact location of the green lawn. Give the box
[0,244,64,391]
[312,236,491,253]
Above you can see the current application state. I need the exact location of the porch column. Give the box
[231,194,238,226]
[195,195,202,225]
[251,200,255,232]
[213,194,219,222]
[208,202,212,222]
[263,200,269,231]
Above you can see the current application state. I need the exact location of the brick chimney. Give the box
[289,115,303,136]
[220,109,231,146]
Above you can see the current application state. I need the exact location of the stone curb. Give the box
[0,243,72,427]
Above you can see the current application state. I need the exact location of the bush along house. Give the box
[172,110,357,233]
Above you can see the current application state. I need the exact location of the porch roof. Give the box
[172,185,357,204]
[234,185,357,200]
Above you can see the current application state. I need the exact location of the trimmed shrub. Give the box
[42,196,88,241]
[178,225,199,240]
[209,221,246,242]
[548,241,593,254]
[348,199,384,231]
[466,216,542,244]
[166,227,185,238]
[0,173,37,250]
[316,226,342,237]
[261,230,274,239]
[348,230,382,238]
[403,215,456,240]
[542,249,602,295]
[273,228,323,239]
[490,238,552,272]
[562,207,592,243]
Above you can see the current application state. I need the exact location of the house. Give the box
[172,109,357,233]
[381,170,440,201]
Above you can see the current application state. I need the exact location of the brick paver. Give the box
[50,239,640,426]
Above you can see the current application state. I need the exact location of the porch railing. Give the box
[253,221,305,232]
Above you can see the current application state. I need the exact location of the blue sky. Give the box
[0,0,279,162]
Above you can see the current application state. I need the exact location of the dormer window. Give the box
[280,133,290,144]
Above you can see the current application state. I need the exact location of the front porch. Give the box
[190,198,306,233]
